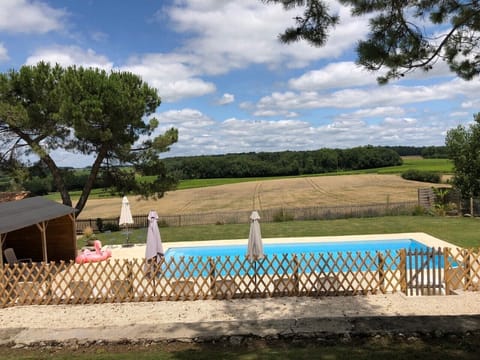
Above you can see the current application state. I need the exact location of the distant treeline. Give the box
[2,145,447,195]
[385,145,448,158]
[164,146,404,179]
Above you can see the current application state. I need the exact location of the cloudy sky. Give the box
[0,0,478,167]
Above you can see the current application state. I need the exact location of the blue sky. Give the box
[0,0,478,167]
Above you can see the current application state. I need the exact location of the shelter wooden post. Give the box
[0,233,6,268]
[36,221,48,262]
[69,214,76,258]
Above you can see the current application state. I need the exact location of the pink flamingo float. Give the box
[75,240,112,264]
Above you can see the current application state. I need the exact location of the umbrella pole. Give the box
[152,259,156,298]
[254,261,257,296]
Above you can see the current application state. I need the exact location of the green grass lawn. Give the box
[91,215,480,249]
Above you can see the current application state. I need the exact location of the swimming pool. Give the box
[165,238,428,259]
[163,238,443,277]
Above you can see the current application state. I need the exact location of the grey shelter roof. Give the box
[0,197,75,235]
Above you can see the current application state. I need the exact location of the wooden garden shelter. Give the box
[0,197,76,265]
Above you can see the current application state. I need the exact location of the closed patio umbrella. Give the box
[119,196,134,244]
[145,210,164,262]
[145,210,164,282]
[247,211,264,294]
[247,211,264,261]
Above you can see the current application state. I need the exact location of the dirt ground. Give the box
[78,174,443,219]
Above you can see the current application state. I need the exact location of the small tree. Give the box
[0,62,178,216]
[445,113,480,215]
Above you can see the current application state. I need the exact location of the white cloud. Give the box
[163,0,369,75]
[122,54,216,102]
[253,109,299,118]
[253,78,472,114]
[0,0,66,33]
[217,93,235,105]
[0,43,8,61]
[155,108,216,128]
[90,31,109,43]
[25,46,113,70]
[339,107,406,119]
[289,62,379,91]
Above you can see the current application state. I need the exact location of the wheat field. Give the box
[77,174,444,219]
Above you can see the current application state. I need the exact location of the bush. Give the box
[23,176,52,195]
[412,205,427,216]
[273,209,294,222]
[102,222,120,232]
[401,169,440,183]
[96,218,104,233]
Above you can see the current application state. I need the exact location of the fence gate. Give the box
[405,248,444,296]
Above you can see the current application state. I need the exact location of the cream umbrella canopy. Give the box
[247,210,264,260]
[145,210,164,262]
[145,210,164,281]
[247,210,264,293]
[119,196,134,244]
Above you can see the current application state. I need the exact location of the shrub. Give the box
[401,169,440,183]
[23,176,52,195]
[412,205,427,216]
[102,222,120,232]
[96,218,104,233]
[273,209,294,222]
[158,220,169,227]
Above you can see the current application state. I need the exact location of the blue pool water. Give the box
[162,239,441,277]
[165,239,428,259]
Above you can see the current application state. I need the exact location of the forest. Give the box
[163,145,407,179]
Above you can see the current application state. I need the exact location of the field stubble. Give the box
[78,174,444,219]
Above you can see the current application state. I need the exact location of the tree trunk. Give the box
[74,147,108,216]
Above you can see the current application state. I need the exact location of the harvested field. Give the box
[78,174,445,219]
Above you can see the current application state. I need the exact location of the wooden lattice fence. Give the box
[1,248,479,308]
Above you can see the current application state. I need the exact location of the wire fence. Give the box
[76,201,418,234]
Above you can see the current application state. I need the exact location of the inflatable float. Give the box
[75,240,112,264]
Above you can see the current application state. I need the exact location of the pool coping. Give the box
[162,232,457,252]
[108,232,459,260]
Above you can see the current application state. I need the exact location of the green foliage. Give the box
[383,145,447,157]
[23,176,53,195]
[272,209,294,222]
[445,113,480,198]
[165,146,401,180]
[96,218,104,233]
[102,222,120,232]
[420,146,448,159]
[268,0,480,82]
[401,170,440,183]
[0,62,178,215]
[411,205,427,216]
